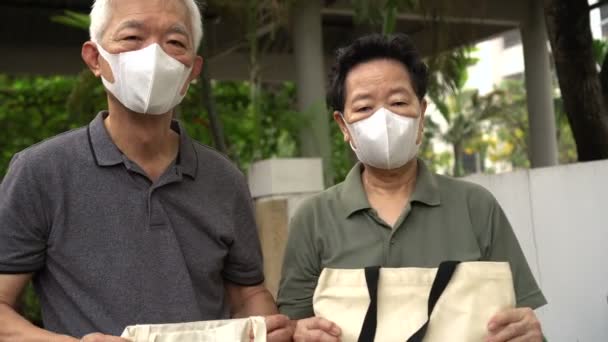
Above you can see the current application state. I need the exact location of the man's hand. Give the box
[80,333,129,342]
[293,317,341,342]
[485,307,542,342]
[264,315,293,342]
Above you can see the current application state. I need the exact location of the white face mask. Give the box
[343,107,421,169]
[97,43,193,115]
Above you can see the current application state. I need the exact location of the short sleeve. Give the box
[221,175,265,286]
[483,197,547,309]
[277,199,321,319]
[0,153,49,274]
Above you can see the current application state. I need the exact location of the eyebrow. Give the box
[167,23,190,37]
[350,93,373,103]
[389,85,411,95]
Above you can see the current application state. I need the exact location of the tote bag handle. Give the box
[357,261,461,342]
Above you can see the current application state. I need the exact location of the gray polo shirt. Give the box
[0,112,264,337]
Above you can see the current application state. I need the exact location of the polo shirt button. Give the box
[390,239,396,245]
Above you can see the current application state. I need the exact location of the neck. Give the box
[362,159,418,196]
[104,98,178,162]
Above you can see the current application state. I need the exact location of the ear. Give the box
[333,110,350,143]
[180,56,203,95]
[82,41,102,78]
[190,55,204,82]
[416,98,427,145]
[82,41,115,82]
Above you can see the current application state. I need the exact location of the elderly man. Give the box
[0,1,292,341]
[278,34,546,342]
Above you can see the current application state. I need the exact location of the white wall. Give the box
[466,160,608,342]
[590,0,604,40]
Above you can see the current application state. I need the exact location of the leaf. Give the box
[51,10,90,30]
[592,38,608,66]
[382,6,397,35]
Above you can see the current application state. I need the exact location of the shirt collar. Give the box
[340,162,371,218]
[410,159,441,207]
[87,111,122,166]
[340,158,441,218]
[172,119,198,178]
[87,111,198,178]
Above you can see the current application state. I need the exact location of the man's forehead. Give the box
[346,61,413,92]
[114,19,190,35]
[108,0,191,29]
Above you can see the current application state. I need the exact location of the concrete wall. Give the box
[465,160,608,342]
[249,159,324,298]
[254,194,314,298]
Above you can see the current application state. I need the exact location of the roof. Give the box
[0,0,526,79]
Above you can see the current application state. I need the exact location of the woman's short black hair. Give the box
[327,33,428,112]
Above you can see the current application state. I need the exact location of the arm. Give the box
[276,199,341,342]
[222,174,292,341]
[482,198,547,309]
[479,195,545,342]
[225,282,278,318]
[276,199,320,320]
[0,273,75,342]
[225,282,293,342]
[0,155,76,342]
[0,151,127,342]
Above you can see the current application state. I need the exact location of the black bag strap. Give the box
[407,260,461,342]
[356,261,461,342]
[357,266,380,342]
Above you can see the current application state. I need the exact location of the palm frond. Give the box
[51,10,90,30]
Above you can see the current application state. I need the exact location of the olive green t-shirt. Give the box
[277,160,547,319]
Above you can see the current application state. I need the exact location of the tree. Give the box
[351,0,418,35]
[431,88,503,176]
[208,0,295,161]
[489,79,578,170]
[544,0,608,161]
[424,46,506,177]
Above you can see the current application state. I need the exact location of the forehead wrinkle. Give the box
[168,23,190,36]
[350,92,373,103]
[115,19,145,31]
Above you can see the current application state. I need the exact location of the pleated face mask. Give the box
[343,107,421,169]
[97,43,193,115]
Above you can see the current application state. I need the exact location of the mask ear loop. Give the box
[95,44,113,83]
[339,112,358,151]
[415,110,424,147]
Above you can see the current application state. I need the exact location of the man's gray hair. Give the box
[89,0,203,51]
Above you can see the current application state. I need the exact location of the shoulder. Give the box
[4,127,88,201]
[191,141,245,181]
[435,173,498,209]
[295,182,342,213]
[289,182,343,228]
[10,126,88,170]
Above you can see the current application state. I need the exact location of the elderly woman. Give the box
[277,34,546,342]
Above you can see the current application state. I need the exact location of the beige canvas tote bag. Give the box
[120,316,266,342]
[313,261,516,342]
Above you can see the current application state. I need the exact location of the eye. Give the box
[169,40,186,48]
[123,35,141,41]
[356,106,373,113]
[392,101,408,106]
